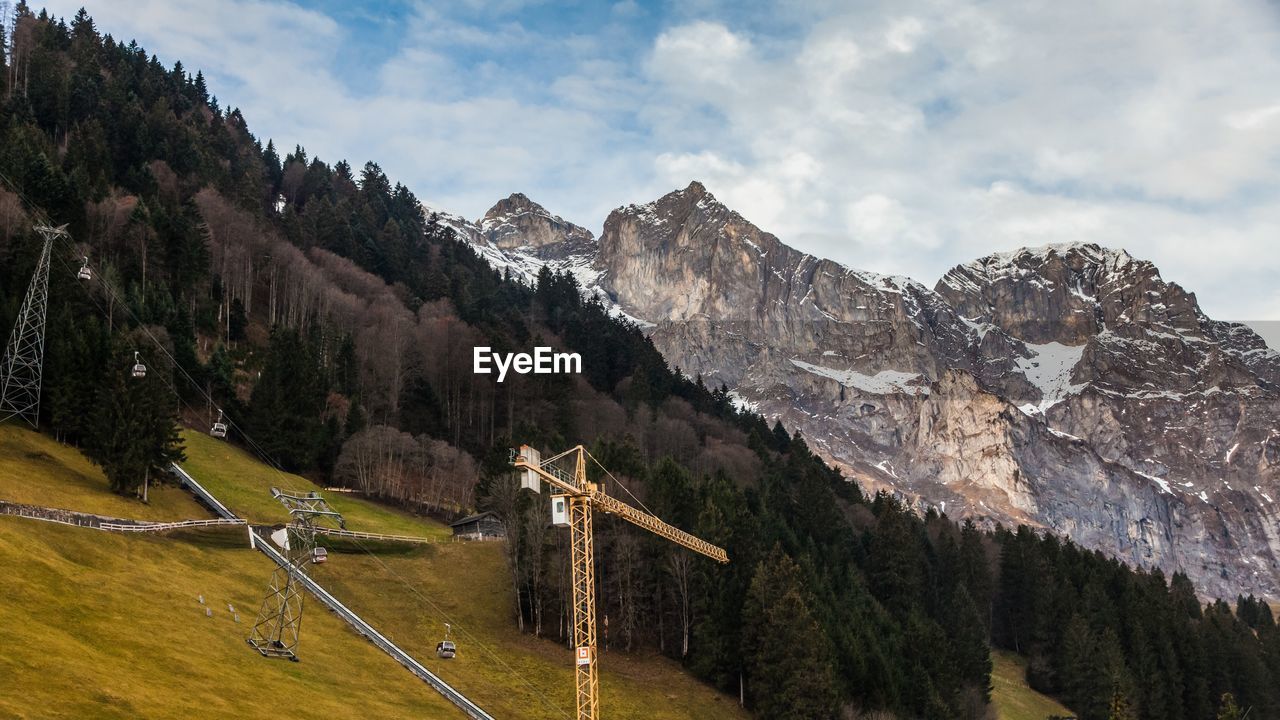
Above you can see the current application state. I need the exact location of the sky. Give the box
[41,0,1280,332]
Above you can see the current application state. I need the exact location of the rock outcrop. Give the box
[440,183,1280,600]
[479,192,594,253]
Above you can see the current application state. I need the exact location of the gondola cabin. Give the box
[131,352,146,378]
[77,257,91,281]
[210,409,228,438]
[312,547,328,564]
[436,640,456,659]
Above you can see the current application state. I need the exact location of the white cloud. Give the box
[636,0,1280,319]
[1225,103,1280,131]
[43,0,1280,320]
[647,21,753,103]
[884,17,924,53]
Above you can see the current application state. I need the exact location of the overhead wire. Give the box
[10,178,573,718]
[54,238,575,719]
[585,447,656,519]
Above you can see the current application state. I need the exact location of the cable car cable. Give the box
[48,240,573,720]
[2,169,568,717]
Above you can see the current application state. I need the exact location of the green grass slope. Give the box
[0,424,206,521]
[0,425,748,719]
[0,517,461,719]
[991,650,1075,720]
[181,430,450,539]
[323,541,749,720]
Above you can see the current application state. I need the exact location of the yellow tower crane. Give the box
[512,444,728,720]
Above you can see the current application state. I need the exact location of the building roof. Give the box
[449,511,501,528]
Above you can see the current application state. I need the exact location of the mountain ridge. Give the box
[433,182,1280,600]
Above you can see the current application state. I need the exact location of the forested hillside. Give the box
[1,6,1278,719]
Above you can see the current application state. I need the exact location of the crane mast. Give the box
[512,445,728,720]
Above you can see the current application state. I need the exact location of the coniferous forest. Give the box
[1,7,1279,720]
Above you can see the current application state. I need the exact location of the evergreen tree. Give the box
[228,297,246,341]
[247,327,325,469]
[947,584,993,702]
[1058,614,1097,714]
[344,400,366,438]
[770,419,790,451]
[742,548,839,720]
[83,341,185,498]
[399,375,444,438]
[334,333,358,395]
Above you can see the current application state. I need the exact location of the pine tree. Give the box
[228,297,246,341]
[84,341,185,498]
[334,333,358,395]
[1059,614,1097,714]
[247,327,325,469]
[947,584,993,701]
[399,375,443,438]
[344,400,366,438]
[770,419,790,451]
[742,548,839,720]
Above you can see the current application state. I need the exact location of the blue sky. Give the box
[40,1,1280,331]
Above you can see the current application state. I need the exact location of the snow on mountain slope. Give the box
[437,186,1280,601]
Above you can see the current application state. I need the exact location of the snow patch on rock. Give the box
[1014,341,1087,412]
[790,359,929,395]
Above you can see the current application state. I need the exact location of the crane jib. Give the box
[511,457,729,564]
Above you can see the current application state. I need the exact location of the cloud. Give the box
[884,17,924,53]
[647,21,753,103]
[636,0,1280,319]
[845,193,937,251]
[43,0,1280,320]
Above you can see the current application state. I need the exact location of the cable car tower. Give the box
[247,487,345,661]
[512,445,728,720]
[0,224,68,427]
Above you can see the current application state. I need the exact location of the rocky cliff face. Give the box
[479,192,594,254]
[439,183,1280,601]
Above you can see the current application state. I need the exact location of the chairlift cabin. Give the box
[77,257,91,281]
[131,352,147,379]
[210,409,228,439]
[312,547,328,564]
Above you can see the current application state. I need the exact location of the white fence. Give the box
[310,526,436,545]
[99,518,246,532]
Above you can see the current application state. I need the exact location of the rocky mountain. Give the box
[433,183,1280,600]
[479,192,594,253]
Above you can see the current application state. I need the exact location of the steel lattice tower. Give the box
[247,487,345,661]
[0,225,67,427]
